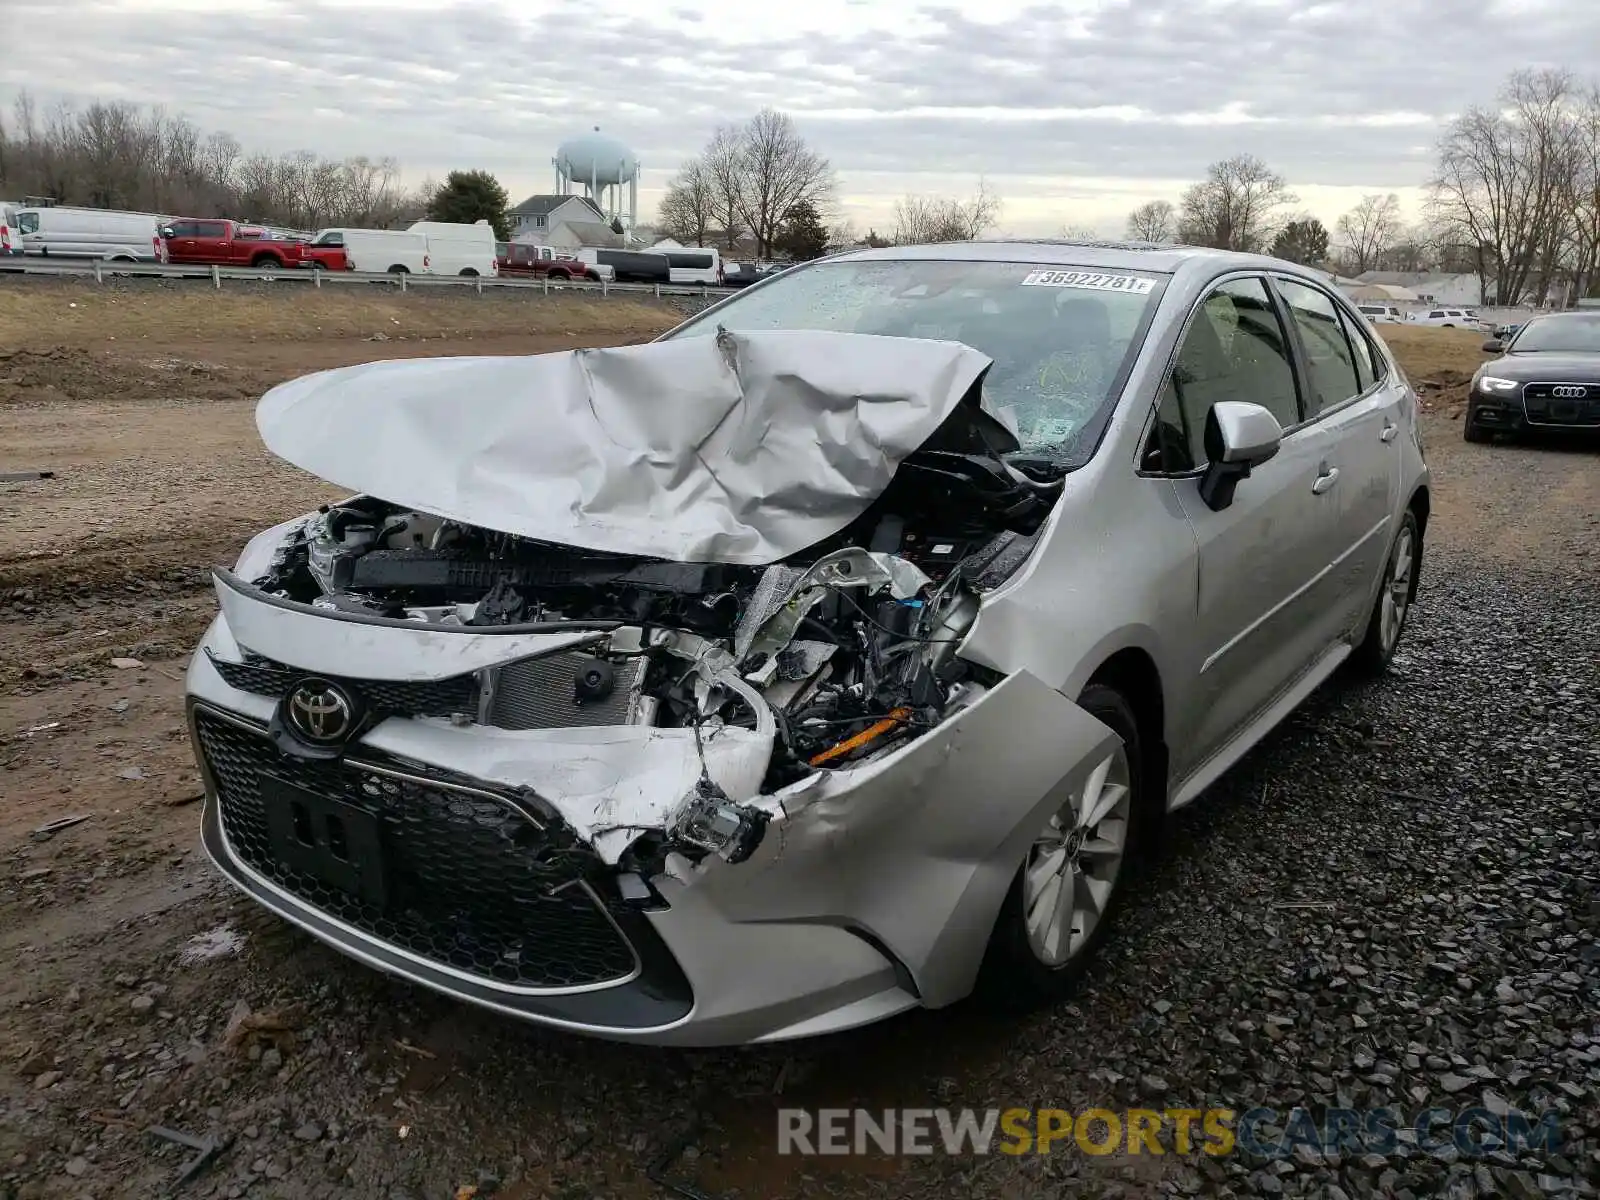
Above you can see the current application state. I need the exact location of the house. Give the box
[1356,271,1487,306]
[508,194,607,243]
[545,219,624,253]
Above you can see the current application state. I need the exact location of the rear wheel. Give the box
[250,255,280,272]
[387,265,409,275]
[978,684,1144,1008]
[459,268,478,277]
[1351,509,1421,674]
[548,269,570,281]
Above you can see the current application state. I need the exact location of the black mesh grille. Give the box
[207,651,479,718]
[193,708,637,989]
[1521,383,1600,426]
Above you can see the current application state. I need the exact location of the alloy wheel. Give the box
[1022,743,1132,968]
[1380,525,1415,654]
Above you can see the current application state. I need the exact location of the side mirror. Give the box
[1199,401,1283,512]
[1481,338,1503,354]
[159,227,175,239]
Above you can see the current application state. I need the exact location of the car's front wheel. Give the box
[1351,509,1421,674]
[978,684,1144,1008]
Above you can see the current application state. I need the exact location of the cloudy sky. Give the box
[3,0,1596,236]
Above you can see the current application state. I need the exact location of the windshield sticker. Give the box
[1021,270,1155,295]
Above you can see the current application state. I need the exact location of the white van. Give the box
[657,246,723,285]
[14,206,168,262]
[406,220,497,277]
[330,229,430,275]
[0,202,24,259]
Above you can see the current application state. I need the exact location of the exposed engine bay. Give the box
[241,398,1058,812]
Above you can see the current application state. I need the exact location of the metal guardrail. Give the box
[0,256,728,300]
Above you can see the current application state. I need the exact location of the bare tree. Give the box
[1125,200,1175,242]
[656,158,715,246]
[1060,223,1101,240]
[1177,154,1295,252]
[1429,68,1585,305]
[735,108,834,257]
[1568,85,1600,299]
[1335,193,1403,275]
[700,126,747,249]
[891,180,1001,244]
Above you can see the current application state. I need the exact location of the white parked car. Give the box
[1409,307,1484,329]
[1355,303,1404,324]
[186,242,1430,1047]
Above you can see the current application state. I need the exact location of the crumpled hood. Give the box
[256,328,992,566]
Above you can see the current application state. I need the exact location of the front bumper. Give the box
[187,595,1116,1046]
[1469,384,1600,434]
[1466,387,1530,434]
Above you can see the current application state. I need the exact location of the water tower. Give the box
[554,128,640,229]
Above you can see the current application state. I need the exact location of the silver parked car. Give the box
[186,241,1430,1046]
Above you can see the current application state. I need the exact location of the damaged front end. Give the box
[188,329,1115,1043]
[220,376,1052,868]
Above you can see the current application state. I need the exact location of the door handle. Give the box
[1312,466,1340,495]
[1380,420,1399,443]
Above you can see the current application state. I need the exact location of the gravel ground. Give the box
[1,294,1596,1198]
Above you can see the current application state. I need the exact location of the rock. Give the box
[110,657,143,669]
[130,993,156,1016]
[33,1070,63,1089]
[1438,1073,1474,1094]
[294,1121,324,1142]
[64,1157,88,1177]
[117,766,145,781]
[260,1047,283,1071]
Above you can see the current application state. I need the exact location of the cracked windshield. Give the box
[669,259,1162,465]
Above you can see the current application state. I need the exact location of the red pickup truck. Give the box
[160,219,313,269]
[494,241,600,281]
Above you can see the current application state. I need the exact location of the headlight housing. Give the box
[1476,376,1520,393]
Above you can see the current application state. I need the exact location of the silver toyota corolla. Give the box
[186,241,1430,1046]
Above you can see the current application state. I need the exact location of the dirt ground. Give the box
[1,281,1595,1200]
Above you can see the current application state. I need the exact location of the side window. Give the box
[1336,306,1381,390]
[1275,278,1361,416]
[1151,276,1301,472]
[196,221,228,238]
[18,212,40,235]
[165,219,197,237]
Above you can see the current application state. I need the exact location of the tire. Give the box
[1463,409,1490,443]
[250,256,280,271]
[977,683,1146,1009]
[310,261,325,271]
[459,268,478,277]
[1351,508,1421,675]
[548,270,570,281]
[387,265,409,275]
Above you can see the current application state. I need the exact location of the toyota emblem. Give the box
[285,679,355,744]
[1550,385,1589,399]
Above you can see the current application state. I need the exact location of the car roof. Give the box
[824,238,1320,280]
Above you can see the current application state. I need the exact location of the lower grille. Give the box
[193,707,637,990]
[1522,383,1600,427]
